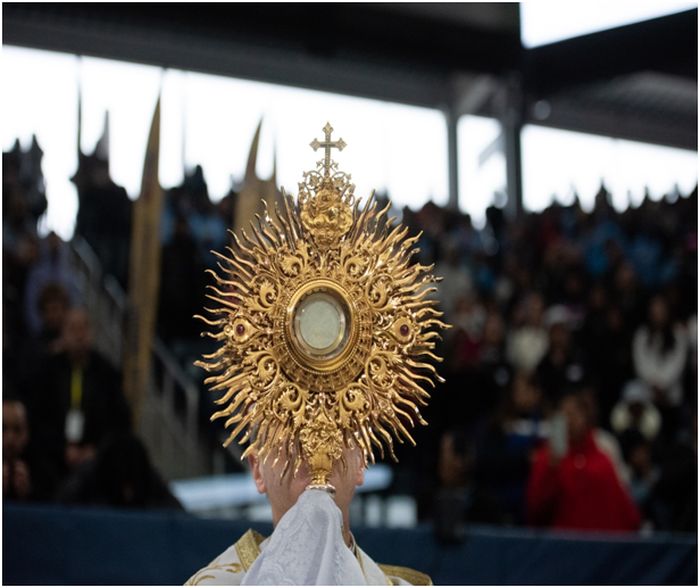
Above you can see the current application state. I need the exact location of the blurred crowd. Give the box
[3,136,697,538]
[3,140,181,510]
[411,185,697,538]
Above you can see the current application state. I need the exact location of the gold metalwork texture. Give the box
[196,123,449,485]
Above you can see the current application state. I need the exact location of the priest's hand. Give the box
[248,445,365,534]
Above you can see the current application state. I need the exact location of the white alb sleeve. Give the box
[241,488,367,585]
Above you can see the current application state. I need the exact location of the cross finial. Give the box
[310,122,346,177]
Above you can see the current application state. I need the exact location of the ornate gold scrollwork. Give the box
[196,123,449,486]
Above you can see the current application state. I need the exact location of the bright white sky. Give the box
[458,115,506,225]
[2,46,448,239]
[521,126,698,212]
[521,0,697,48]
[2,45,698,238]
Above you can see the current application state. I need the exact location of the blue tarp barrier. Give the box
[3,503,696,585]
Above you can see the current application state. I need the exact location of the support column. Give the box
[501,75,524,220]
[446,106,460,211]
[445,73,498,215]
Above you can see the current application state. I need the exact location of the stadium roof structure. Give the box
[3,3,696,151]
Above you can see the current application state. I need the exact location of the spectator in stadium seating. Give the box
[613,262,645,338]
[414,201,444,266]
[3,182,38,258]
[471,370,547,525]
[57,432,182,510]
[578,385,629,485]
[581,184,624,279]
[493,253,516,307]
[74,155,132,287]
[158,215,205,345]
[618,429,659,525]
[19,135,48,225]
[434,244,473,324]
[647,414,697,533]
[217,184,238,231]
[449,294,486,371]
[535,306,586,408]
[23,232,79,336]
[579,284,635,425]
[3,186,39,343]
[475,311,512,408]
[526,392,640,532]
[3,396,58,502]
[434,429,471,543]
[28,308,131,479]
[446,305,510,427]
[16,282,72,392]
[3,140,42,251]
[182,165,228,261]
[628,216,667,289]
[3,397,32,501]
[632,294,688,440]
[506,292,548,373]
[34,282,71,352]
[610,380,662,442]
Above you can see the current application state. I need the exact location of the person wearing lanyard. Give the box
[29,308,131,478]
[64,363,95,470]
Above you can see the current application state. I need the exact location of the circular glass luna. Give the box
[292,291,349,360]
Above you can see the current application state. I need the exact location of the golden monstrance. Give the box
[196,123,449,490]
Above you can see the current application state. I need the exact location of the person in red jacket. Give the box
[527,391,640,532]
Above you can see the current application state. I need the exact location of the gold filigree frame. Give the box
[196,123,449,487]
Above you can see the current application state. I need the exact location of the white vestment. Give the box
[185,490,430,586]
